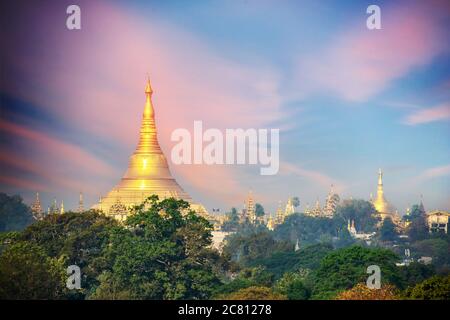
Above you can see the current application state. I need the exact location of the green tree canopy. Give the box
[399,262,436,288]
[411,238,450,271]
[274,213,345,245]
[0,193,33,232]
[311,245,402,299]
[274,271,310,300]
[220,286,286,300]
[335,199,379,233]
[291,197,300,208]
[404,275,450,300]
[0,241,65,299]
[223,230,291,266]
[222,207,240,231]
[379,217,398,241]
[92,196,224,300]
[410,204,426,219]
[214,266,275,297]
[255,203,265,217]
[407,214,429,242]
[19,210,118,299]
[248,243,333,278]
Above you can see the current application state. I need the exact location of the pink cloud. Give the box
[296,2,449,101]
[0,149,102,195]
[403,103,450,125]
[3,1,284,146]
[279,161,344,193]
[0,1,287,208]
[0,119,115,194]
[404,163,450,191]
[416,164,450,181]
[173,164,248,206]
[0,175,49,193]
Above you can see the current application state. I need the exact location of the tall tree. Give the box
[223,230,291,265]
[92,196,223,300]
[404,275,450,300]
[291,197,300,210]
[379,217,398,241]
[20,210,118,299]
[0,242,65,299]
[335,199,379,232]
[274,213,345,245]
[274,271,310,300]
[222,207,240,231]
[311,245,402,299]
[407,214,429,241]
[0,193,33,232]
[255,203,265,217]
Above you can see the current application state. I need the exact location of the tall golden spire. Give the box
[93,78,207,220]
[377,168,384,199]
[373,168,391,215]
[378,168,383,187]
[135,77,161,155]
[143,77,154,118]
[145,76,153,94]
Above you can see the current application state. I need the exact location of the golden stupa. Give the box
[94,78,208,220]
[372,169,398,222]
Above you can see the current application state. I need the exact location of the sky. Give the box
[0,0,449,215]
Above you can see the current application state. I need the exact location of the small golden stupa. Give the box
[94,78,208,220]
[372,169,398,223]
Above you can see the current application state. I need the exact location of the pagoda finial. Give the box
[419,194,425,213]
[142,77,155,121]
[78,192,84,213]
[378,168,383,186]
[145,75,153,95]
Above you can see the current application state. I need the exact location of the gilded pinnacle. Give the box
[145,77,153,95]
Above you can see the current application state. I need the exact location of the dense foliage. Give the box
[0,193,33,232]
[0,196,227,300]
[310,245,402,299]
[379,217,398,241]
[0,241,65,299]
[91,196,225,299]
[0,195,448,300]
[220,286,286,300]
[335,283,399,300]
[403,275,450,300]
[248,243,333,278]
